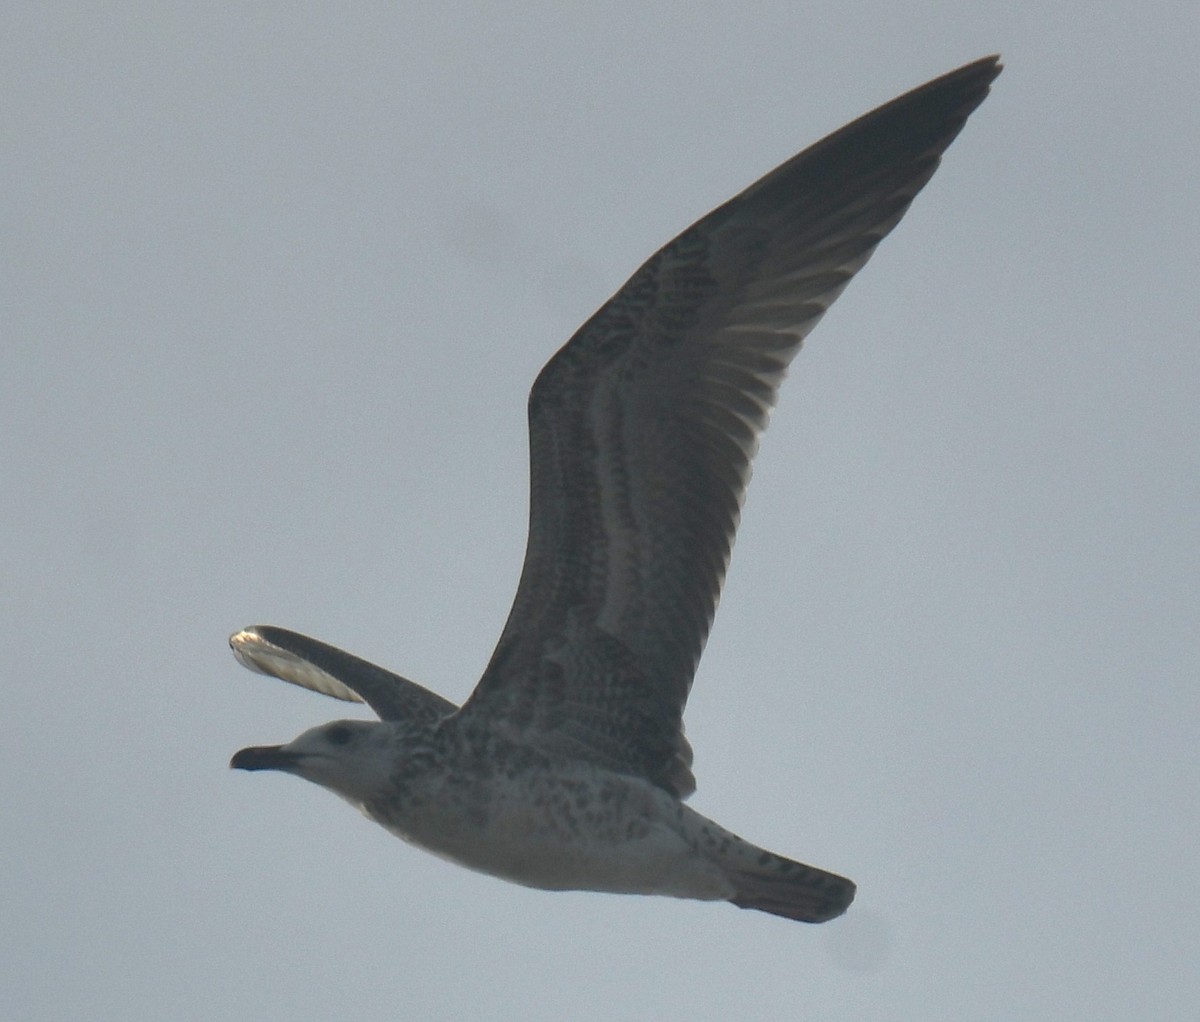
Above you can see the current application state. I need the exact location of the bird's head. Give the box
[231,719,395,806]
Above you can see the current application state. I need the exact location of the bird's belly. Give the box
[367,767,733,901]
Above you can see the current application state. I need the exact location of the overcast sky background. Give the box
[4,4,1197,1020]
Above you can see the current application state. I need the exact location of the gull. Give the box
[230,56,1000,923]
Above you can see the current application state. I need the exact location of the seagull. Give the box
[230,56,1000,923]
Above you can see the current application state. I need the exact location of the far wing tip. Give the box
[228,625,366,705]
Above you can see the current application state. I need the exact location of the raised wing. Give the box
[459,57,1001,796]
[230,626,456,722]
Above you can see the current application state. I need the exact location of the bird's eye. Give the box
[326,725,353,746]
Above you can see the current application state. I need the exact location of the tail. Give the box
[726,847,855,923]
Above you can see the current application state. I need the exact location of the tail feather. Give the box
[727,850,856,923]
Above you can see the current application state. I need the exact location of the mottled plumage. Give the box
[230,56,1000,923]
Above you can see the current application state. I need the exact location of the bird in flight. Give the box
[230,56,1000,923]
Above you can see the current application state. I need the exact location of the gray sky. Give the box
[4,4,1197,1020]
